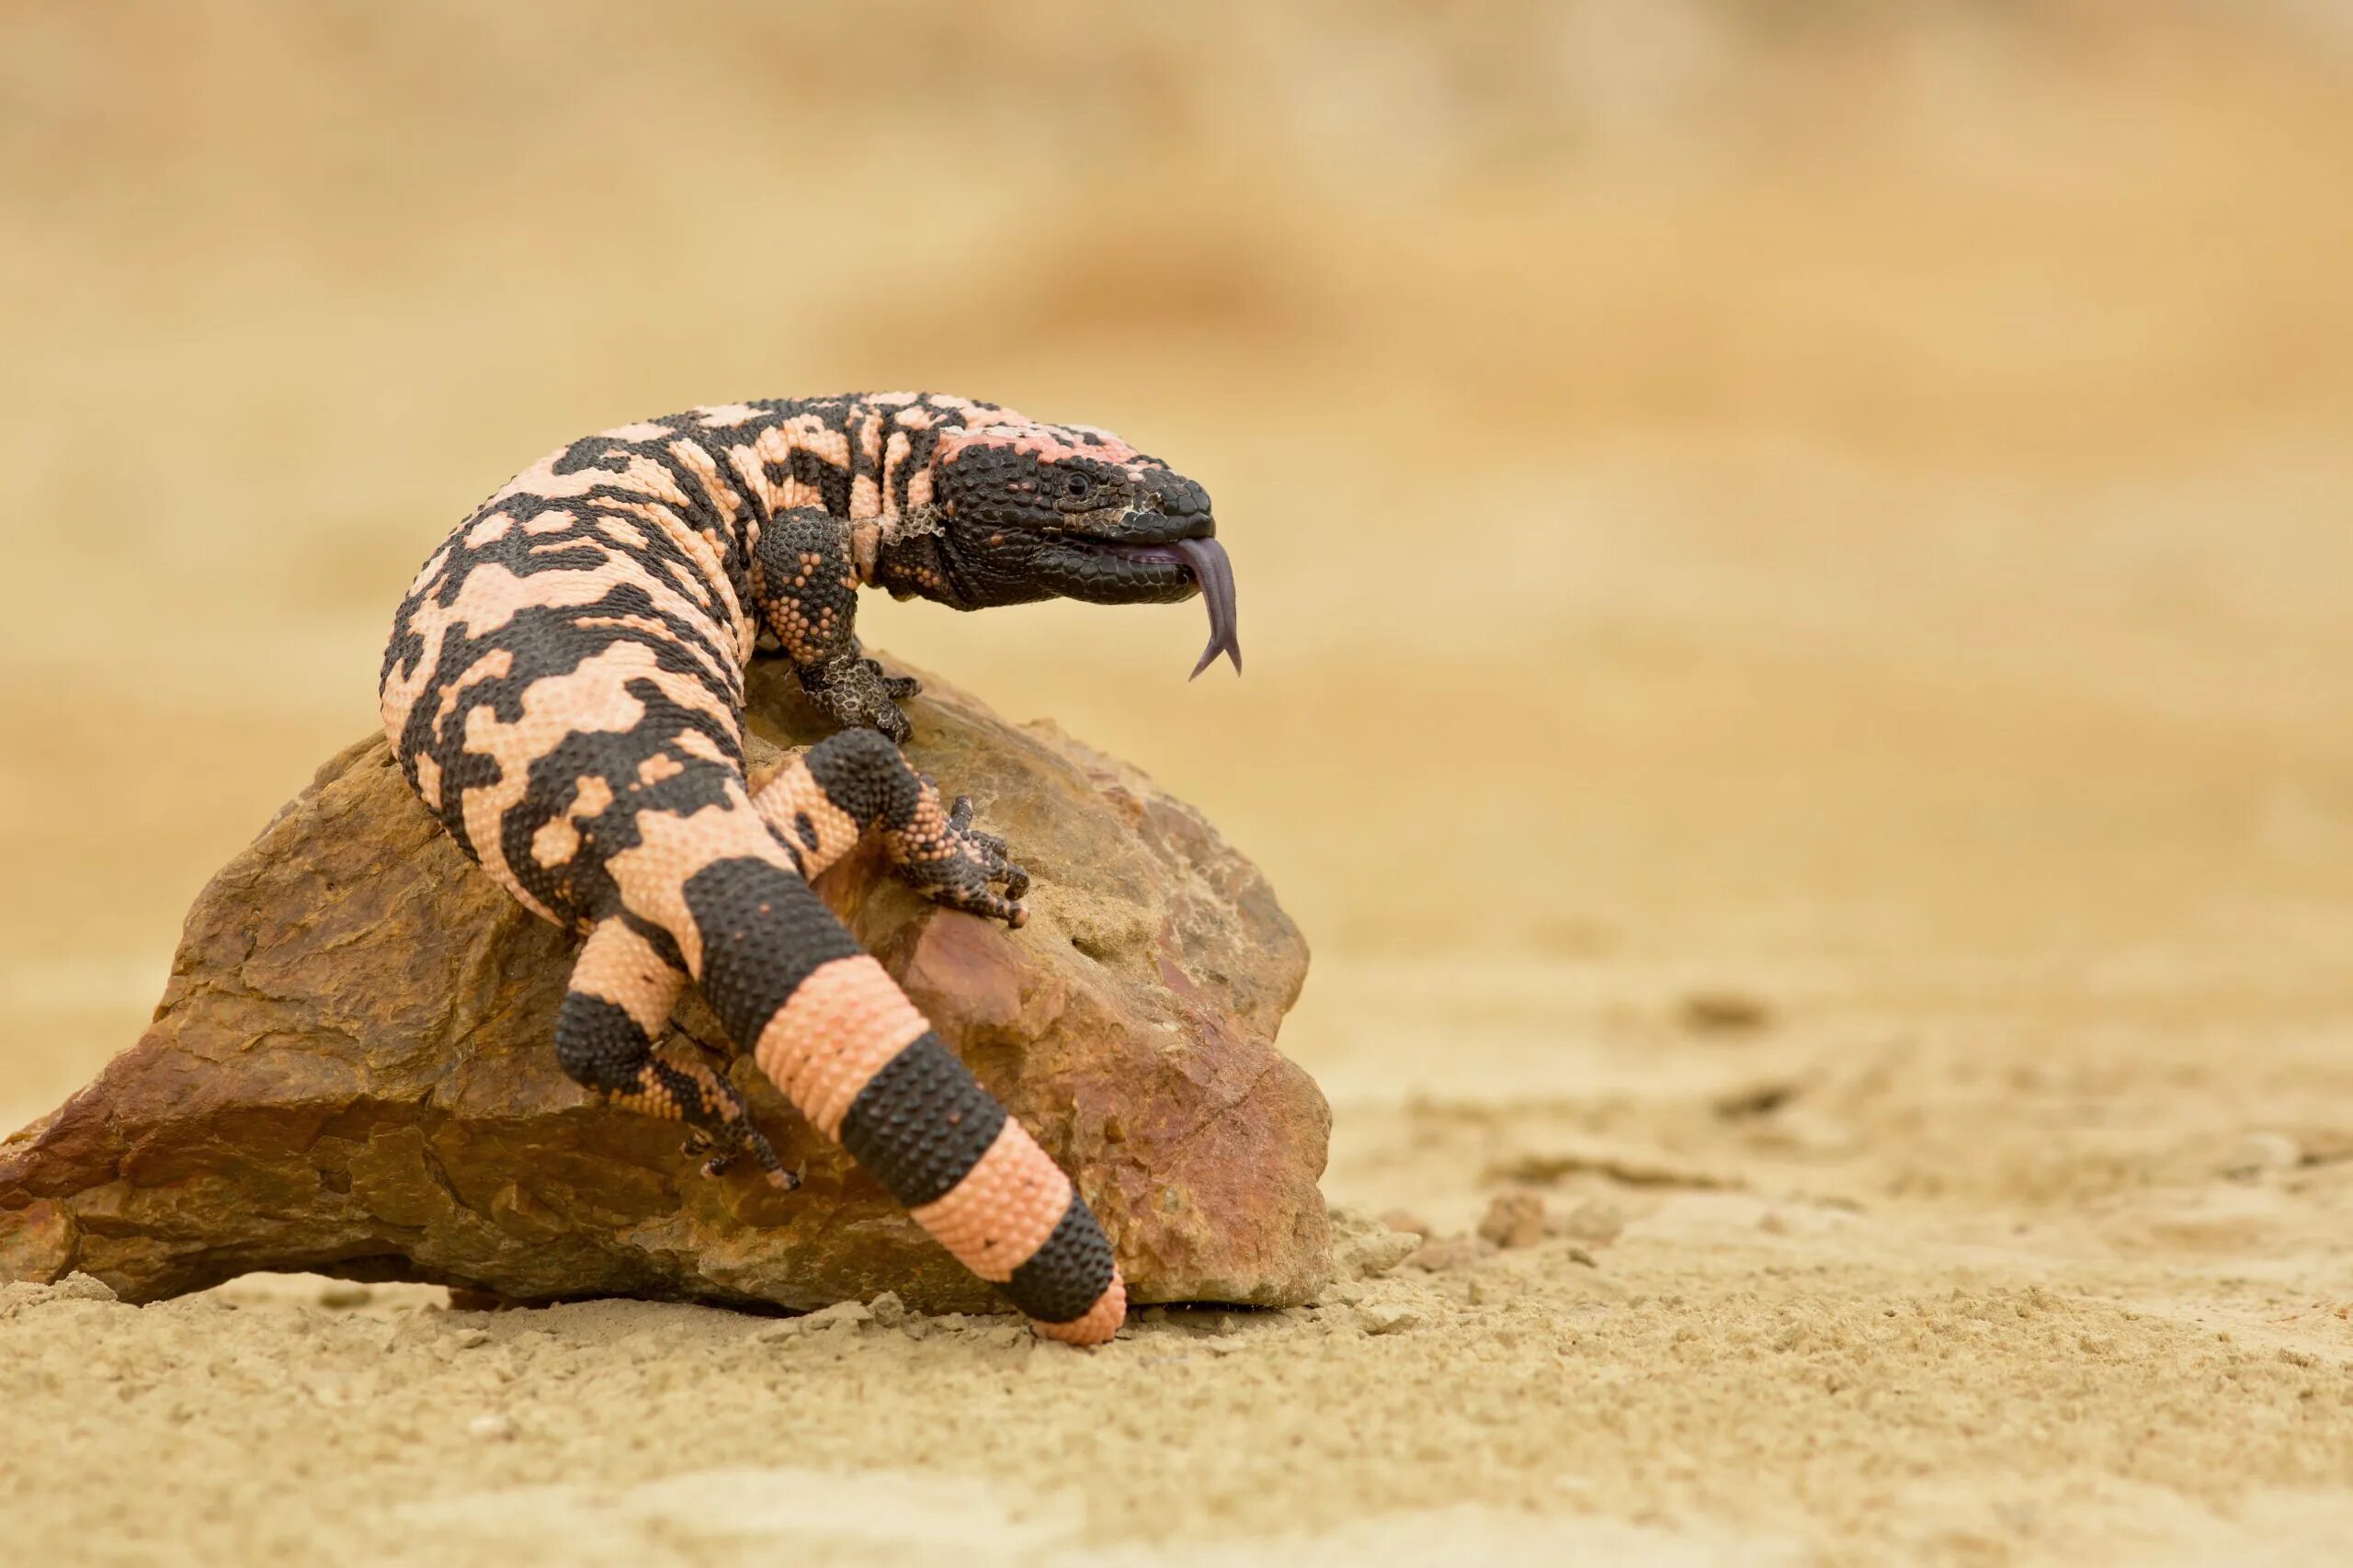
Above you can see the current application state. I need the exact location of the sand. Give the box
[6,4,2353,1562]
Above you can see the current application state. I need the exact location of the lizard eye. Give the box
[1063,472,1094,500]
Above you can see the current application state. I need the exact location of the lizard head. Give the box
[883,420,1240,678]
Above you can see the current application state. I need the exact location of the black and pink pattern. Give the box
[376,393,1237,1342]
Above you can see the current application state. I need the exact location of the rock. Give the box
[1354,1301,1424,1335]
[811,1298,870,1325]
[1476,1191,1547,1250]
[1553,1199,1624,1246]
[1404,1235,1487,1273]
[50,1271,118,1303]
[1377,1209,1432,1239]
[0,658,1327,1315]
[1678,989,1773,1034]
[1327,1205,1426,1281]
[466,1413,515,1442]
[2220,1131,2302,1179]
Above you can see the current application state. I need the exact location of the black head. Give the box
[897,421,1213,611]
[875,417,1241,677]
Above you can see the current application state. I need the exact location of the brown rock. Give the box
[1405,1235,1488,1273]
[1476,1191,1547,1250]
[0,659,1328,1313]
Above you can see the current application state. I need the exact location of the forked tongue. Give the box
[1171,536,1241,679]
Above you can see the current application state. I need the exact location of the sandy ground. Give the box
[6,4,2353,1562]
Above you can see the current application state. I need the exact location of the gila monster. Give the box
[379,392,1239,1345]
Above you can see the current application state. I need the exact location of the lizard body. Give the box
[379,392,1236,1344]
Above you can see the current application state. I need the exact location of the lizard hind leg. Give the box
[752,729,1030,926]
[554,916,795,1189]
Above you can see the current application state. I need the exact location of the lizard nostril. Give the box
[1148,475,1211,517]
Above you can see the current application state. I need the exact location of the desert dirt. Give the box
[5,4,2353,1563]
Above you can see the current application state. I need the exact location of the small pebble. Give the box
[1679,990,1773,1033]
[1356,1302,1425,1335]
[804,1299,871,1330]
[1556,1199,1624,1245]
[52,1273,119,1304]
[866,1290,906,1328]
[1329,1207,1425,1279]
[1378,1209,1433,1238]
[466,1413,515,1442]
[1478,1192,1547,1250]
[317,1283,374,1310]
[1406,1235,1486,1272]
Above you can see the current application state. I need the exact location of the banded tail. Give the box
[552,731,1127,1344]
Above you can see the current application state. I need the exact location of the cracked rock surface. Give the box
[0,659,1327,1312]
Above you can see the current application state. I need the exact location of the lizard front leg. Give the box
[752,508,921,742]
[754,728,1031,926]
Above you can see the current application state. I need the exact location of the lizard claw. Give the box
[863,656,922,702]
[681,1104,791,1187]
[946,795,1011,860]
[804,654,914,743]
[892,792,1030,926]
[951,798,1030,903]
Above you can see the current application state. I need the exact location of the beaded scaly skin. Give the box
[379,393,1239,1343]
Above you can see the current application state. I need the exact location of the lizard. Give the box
[378,393,1238,1346]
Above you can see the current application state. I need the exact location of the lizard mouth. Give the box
[1038,524,1240,680]
[1111,536,1240,679]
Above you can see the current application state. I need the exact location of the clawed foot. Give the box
[682,1125,801,1189]
[865,656,921,702]
[660,1040,799,1189]
[680,1127,731,1176]
[892,790,1031,927]
[803,653,921,743]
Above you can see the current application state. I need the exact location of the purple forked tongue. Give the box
[1121,537,1240,677]
[1171,536,1240,679]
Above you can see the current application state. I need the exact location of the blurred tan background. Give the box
[6,5,2353,1557]
[6,0,2347,1120]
